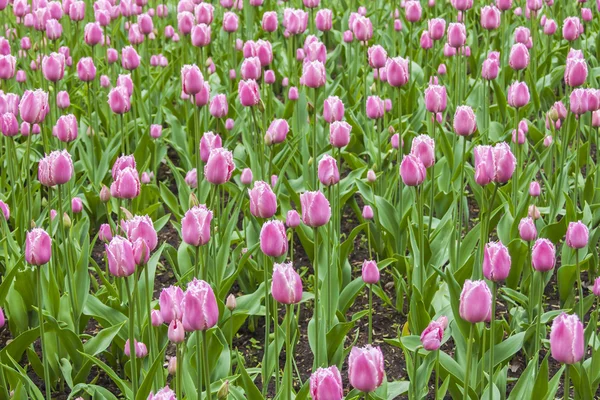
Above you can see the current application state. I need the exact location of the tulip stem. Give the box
[124,278,138,395]
[535,271,544,372]
[286,304,293,400]
[412,347,420,400]
[144,263,156,391]
[367,218,372,260]
[312,87,318,190]
[428,119,436,240]
[314,226,321,368]
[456,137,467,271]
[463,323,475,400]
[273,299,280,394]
[564,364,570,400]
[58,186,79,332]
[262,254,271,396]
[434,350,440,400]
[202,330,212,400]
[176,342,182,400]
[368,283,373,344]
[576,250,584,320]
[488,282,496,400]
[574,117,580,212]
[37,267,51,400]
[418,185,425,292]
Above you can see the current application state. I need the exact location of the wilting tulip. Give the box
[361,260,380,284]
[38,150,74,186]
[204,148,235,185]
[424,84,447,113]
[182,278,218,331]
[453,106,477,136]
[459,279,492,323]
[265,119,289,145]
[323,96,345,123]
[566,221,589,249]
[420,316,448,351]
[366,96,385,119]
[26,228,52,265]
[410,135,435,168]
[508,81,530,108]
[310,366,343,400]
[106,236,136,277]
[318,155,340,186]
[20,89,49,124]
[518,217,537,241]
[483,241,512,281]
[531,238,556,271]
[249,181,277,218]
[271,262,303,304]
[260,220,288,257]
[400,154,426,186]
[348,345,385,393]
[386,57,409,87]
[509,43,530,70]
[300,191,331,227]
[550,313,584,364]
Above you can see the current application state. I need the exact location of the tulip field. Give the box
[4,0,600,398]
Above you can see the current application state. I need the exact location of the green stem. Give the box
[564,364,570,400]
[368,284,373,344]
[262,254,271,395]
[412,348,419,400]
[286,304,293,400]
[576,251,583,320]
[428,119,436,239]
[535,271,544,372]
[124,278,138,395]
[176,343,182,400]
[37,267,51,400]
[456,137,467,270]
[314,226,321,367]
[58,186,78,332]
[463,324,475,400]
[202,330,212,400]
[274,299,280,394]
[489,283,496,400]
[435,350,440,400]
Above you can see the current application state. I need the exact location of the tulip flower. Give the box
[182,278,219,331]
[181,64,204,95]
[385,57,410,87]
[518,217,537,241]
[204,148,235,185]
[265,119,289,144]
[317,155,340,186]
[508,43,530,71]
[53,114,78,142]
[410,135,435,168]
[42,52,65,82]
[286,210,301,228]
[351,15,373,41]
[563,17,582,41]
[482,241,512,281]
[481,5,501,30]
[420,316,448,351]
[271,262,303,304]
[492,142,516,183]
[302,60,326,88]
[310,366,343,400]
[315,9,333,31]
[459,279,491,323]
[106,236,136,277]
[209,94,228,118]
[124,215,157,252]
[550,313,584,364]
[565,57,587,87]
[260,220,288,257]
[199,132,222,163]
[0,200,9,220]
[453,106,477,136]
[348,345,385,393]
[566,221,589,249]
[262,11,278,32]
[182,205,213,247]
[77,57,96,81]
[108,86,131,114]
[428,18,446,40]
[111,167,140,199]
[26,228,52,265]
[168,319,185,343]
[121,46,140,70]
[424,84,447,113]
[38,150,74,187]
[507,81,530,108]
[249,181,277,218]
[148,387,176,400]
[238,79,261,106]
[400,154,426,186]
[531,238,555,272]
[330,121,352,148]
[323,96,345,123]
[124,339,148,358]
[300,191,331,227]
[19,89,49,124]
[447,23,466,48]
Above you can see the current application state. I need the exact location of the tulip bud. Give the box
[271,262,303,304]
[310,366,343,400]
[168,357,177,375]
[483,242,512,281]
[217,380,230,400]
[348,345,385,393]
[459,279,492,323]
[361,260,380,284]
[168,319,185,343]
[518,217,537,241]
[226,294,236,311]
[300,191,331,227]
[550,313,584,364]
[566,221,589,249]
[286,210,301,228]
[26,228,52,265]
[531,238,556,272]
[260,220,288,257]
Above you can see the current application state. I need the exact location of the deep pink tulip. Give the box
[492,142,516,183]
[260,220,288,257]
[400,154,426,186]
[532,238,556,272]
[519,217,537,241]
[361,260,380,284]
[204,148,235,185]
[111,167,141,199]
[566,221,589,249]
[453,105,477,136]
[84,22,103,45]
[459,279,492,323]
[26,228,52,265]
[300,191,331,227]
[310,366,343,400]
[410,134,435,168]
[181,64,204,95]
[182,278,219,331]
[19,89,48,124]
[38,150,73,186]
[348,345,385,393]
[271,262,303,304]
[330,121,351,148]
[53,114,78,142]
[318,154,340,186]
[249,181,277,219]
[483,241,512,281]
[106,236,136,277]
[77,57,96,81]
[550,313,584,364]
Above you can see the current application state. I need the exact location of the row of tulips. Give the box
[2,0,600,398]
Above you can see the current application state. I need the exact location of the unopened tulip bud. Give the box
[226,294,236,311]
[217,380,230,400]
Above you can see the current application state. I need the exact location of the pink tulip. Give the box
[459,279,492,323]
[481,53,500,80]
[181,64,204,95]
[249,181,277,219]
[447,23,466,48]
[529,181,541,197]
[283,8,308,35]
[271,262,303,304]
[400,154,426,186]
[84,22,103,45]
[260,220,288,257]
[362,205,374,220]
[0,112,18,136]
[26,228,52,265]
[182,278,219,331]
[492,142,516,183]
[302,60,326,88]
[323,96,344,123]
[204,148,235,185]
[453,105,477,136]
[570,88,589,115]
[361,260,380,284]
[563,17,582,41]
[108,86,131,114]
[191,24,211,47]
[148,387,176,400]
[265,119,289,145]
[507,81,530,108]
[405,0,422,22]
[19,89,49,124]
[310,366,343,400]
[366,96,385,119]
[168,319,185,343]
[518,217,537,241]
[38,150,73,186]
[566,221,589,249]
[112,155,136,180]
[182,205,213,247]
[315,9,333,31]
[410,134,435,168]
[111,167,141,199]
[0,200,9,220]
[428,18,446,40]
[124,215,157,251]
[209,94,228,118]
[105,236,136,277]
[550,313,584,364]
[544,19,557,35]
[318,154,340,186]
[351,15,373,41]
[424,84,447,113]
[420,31,433,49]
[385,57,409,87]
[238,79,261,107]
[330,121,352,148]
[159,286,184,324]
[300,191,331,227]
[255,40,273,66]
[121,46,140,70]
[194,82,211,106]
[509,43,530,70]
[262,11,278,32]
[483,241,512,281]
[481,5,501,29]
[42,52,65,82]
[286,210,301,228]
[348,345,385,393]
[195,2,214,24]
[53,114,78,142]
[531,238,556,272]
[420,317,447,351]
[593,277,600,296]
